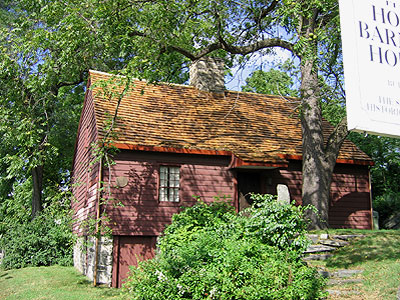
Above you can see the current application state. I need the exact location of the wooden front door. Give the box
[237,172,262,211]
[113,236,157,288]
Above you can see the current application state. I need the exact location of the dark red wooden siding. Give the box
[103,151,235,236]
[241,162,371,229]
[103,156,372,234]
[71,87,100,234]
[329,164,372,229]
[257,162,304,205]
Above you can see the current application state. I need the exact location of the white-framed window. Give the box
[159,166,180,202]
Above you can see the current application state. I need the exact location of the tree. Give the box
[0,1,109,219]
[241,68,298,97]
[0,4,83,219]
[0,0,189,221]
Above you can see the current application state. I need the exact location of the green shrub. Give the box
[124,195,325,299]
[0,203,74,269]
[159,198,235,253]
[373,192,400,228]
[243,194,313,253]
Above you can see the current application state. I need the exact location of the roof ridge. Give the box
[89,69,195,90]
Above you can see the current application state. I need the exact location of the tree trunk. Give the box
[300,60,336,230]
[31,165,44,219]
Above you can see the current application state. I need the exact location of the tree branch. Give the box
[259,0,279,20]
[167,45,198,60]
[56,71,86,90]
[217,36,294,56]
[128,26,294,61]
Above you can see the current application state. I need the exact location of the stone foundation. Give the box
[0,249,4,265]
[73,236,113,285]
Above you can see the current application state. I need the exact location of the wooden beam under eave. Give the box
[277,154,374,166]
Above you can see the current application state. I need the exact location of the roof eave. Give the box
[110,142,289,168]
[278,154,374,166]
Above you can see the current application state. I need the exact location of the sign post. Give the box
[339,0,400,137]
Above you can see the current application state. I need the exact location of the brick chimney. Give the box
[189,57,225,93]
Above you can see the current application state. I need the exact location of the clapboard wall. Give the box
[103,151,235,236]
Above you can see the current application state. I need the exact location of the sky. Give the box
[225,48,295,91]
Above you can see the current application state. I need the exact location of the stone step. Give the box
[326,289,361,296]
[306,234,320,243]
[317,270,331,278]
[318,269,363,279]
[320,239,349,247]
[331,234,365,241]
[304,245,337,254]
[328,278,363,285]
[303,253,333,261]
[332,269,363,278]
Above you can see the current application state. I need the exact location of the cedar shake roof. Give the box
[87,70,372,166]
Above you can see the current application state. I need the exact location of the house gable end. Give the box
[71,77,101,235]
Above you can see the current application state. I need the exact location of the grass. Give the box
[0,265,128,300]
[311,229,400,300]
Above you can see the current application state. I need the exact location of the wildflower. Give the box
[177,283,185,296]
[209,287,218,298]
[155,270,167,282]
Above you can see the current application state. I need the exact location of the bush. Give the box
[373,192,400,228]
[0,203,74,269]
[243,194,313,252]
[124,195,325,300]
[159,198,235,254]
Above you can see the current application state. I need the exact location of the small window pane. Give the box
[173,188,179,202]
[159,188,166,202]
[159,166,180,202]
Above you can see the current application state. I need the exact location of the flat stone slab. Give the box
[303,253,333,261]
[304,245,337,253]
[317,270,331,278]
[326,289,361,296]
[320,239,349,247]
[332,234,365,241]
[318,269,363,279]
[306,234,320,243]
[333,269,363,278]
[328,278,363,285]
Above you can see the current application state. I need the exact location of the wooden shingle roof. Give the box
[88,70,372,166]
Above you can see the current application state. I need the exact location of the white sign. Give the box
[339,0,400,137]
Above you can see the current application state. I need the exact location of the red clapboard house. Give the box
[71,58,374,287]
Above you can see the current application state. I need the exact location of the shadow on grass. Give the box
[0,272,12,280]
[75,278,124,298]
[326,232,400,269]
[76,277,92,285]
[100,288,124,297]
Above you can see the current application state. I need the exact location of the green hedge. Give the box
[0,205,74,269]
[124,195,326,300]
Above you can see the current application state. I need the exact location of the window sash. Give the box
[159,166,180,202]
